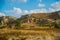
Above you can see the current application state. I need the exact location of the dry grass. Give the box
[0,29,60,40]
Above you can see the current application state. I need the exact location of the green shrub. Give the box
[15,19,21,29]
[54,20,60,28]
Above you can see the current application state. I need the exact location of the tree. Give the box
[54,20,60,28]
[15,19,21,29]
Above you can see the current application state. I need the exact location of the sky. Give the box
[0,0,60,18]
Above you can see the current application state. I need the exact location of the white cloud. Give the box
[38,3,45,7]
[0,12,5,17]
[30,9,48,13]
[4,7,23,17]
[23,0,27,2]
[40,0,42,2]
[13,7,22,14]
[11,0,27,2]
[23,10,29,14]
[5,7,22,14]
[51,1,60,11]
[49,8,56,12]
[4,7,48,17]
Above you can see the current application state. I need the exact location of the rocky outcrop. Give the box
[20,11,60,26]
[20,11,60,23]
[0,11,60,29]
[0,16,17,29]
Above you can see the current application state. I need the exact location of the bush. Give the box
[15,19,21,29]
[54,20,60,28]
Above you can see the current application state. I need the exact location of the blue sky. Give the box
[0,0,60,18]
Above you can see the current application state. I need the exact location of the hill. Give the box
[0,11,60,29]
[20,11,60,29]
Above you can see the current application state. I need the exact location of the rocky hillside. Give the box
[0,11,60,40]
[20,11,60,23]
[0,16,17,29]
[0,11,60,29]
[20,11,60,29]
